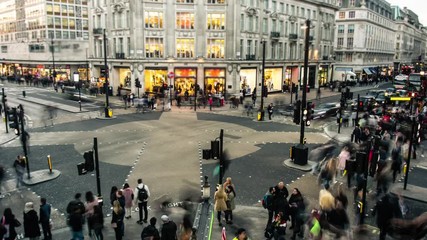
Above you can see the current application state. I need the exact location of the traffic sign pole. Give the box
[168,72,174,109]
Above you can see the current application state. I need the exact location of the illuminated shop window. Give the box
[207,13,225,30]
[207,0,225,3]
[176,38,194,58]
[145,11,163,29]
[46,4,53,15]
[176,12,194,30]
[207,39,224,59]
[145,37,164,58]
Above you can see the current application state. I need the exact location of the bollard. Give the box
[47,155,52,174]
[22,91,26,98]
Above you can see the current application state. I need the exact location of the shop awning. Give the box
[369,68,377,74]
[346,71,357,77]
[363,68,372,75]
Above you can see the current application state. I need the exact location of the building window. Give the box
[176,12,194,29]
[348,24,354,33]
[207,39,224,58]
[263,0,268,9]
[240,39,244,58]
[177,0,194,2]
[349,11,355,18]
[207,0,225,3]
[345,53,353,62]
[145,37,164,58]
[248,15,254,32]
[337,37,343,47]
[347,37,353,48]
[145,11,164,29]
[271,19,276,32]
[349,0,355,6]
[207,13,225,30]
[176,38,194,58]
[339,12,345,19]
[240,14,245,31]
[1,46,7,53]
[337,0,342,7]
[246,39,252,55]
[337,25,344,34]
[278,42,283,59]
[262,18,268,34]
[29,44,45,52]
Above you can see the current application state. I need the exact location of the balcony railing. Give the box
[115,53,125,59]
[289,34,298,40]
[246,54,256,60]
[271,31,280,38]
[93,28,103,35]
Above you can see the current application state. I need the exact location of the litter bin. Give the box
[257,110,265,121]
[293,144,308,165]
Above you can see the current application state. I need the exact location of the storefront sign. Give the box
[168,72,175,78]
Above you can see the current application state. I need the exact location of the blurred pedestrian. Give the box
[134,178,150,224]
[233,228,247,240]
[90,205,104,240]
[352,124,362,143]
[13,155,25,188]
[160,215,177,240]
[289,188,305,240]
[116,190,126,212]
[272,212,288,239]
[111,200,125,240]
[110,186,118,206]
[208,96,213,111]
[141,217,160,240]
[122,183,134,219]
[68,201,84,240]
[39,197,52,240]
[85,191,99,237]
[316,88,321,100]
[337,147,350,177]
[66,193,85,216]
[2,208,20,240]
[391,140,403,183]
[23,202,41,240]
[179,215,192,240]
[225,184,236,224]
[372,193,402,240]
[267,103,273,120]
[273,181,289,216]
[263,187,275,230]
[318,158,337,190]
[214,185,227,226]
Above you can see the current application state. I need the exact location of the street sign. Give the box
[390,97,411,101]
[168,72,174,78]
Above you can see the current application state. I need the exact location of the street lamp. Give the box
[103,29,110,118]
[291,19,311,166]
[258,40,266,121]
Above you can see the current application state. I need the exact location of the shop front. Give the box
[204,68,226,96]
[144,68,167,94]
[77,64,90,82]
[174,68,197,96]
[117,67,132,96]
[239,68,257,94]
[264,67,283,92]
[318,65,329,87]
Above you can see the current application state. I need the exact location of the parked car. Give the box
[278,104,295,116]
[312,102,340,119]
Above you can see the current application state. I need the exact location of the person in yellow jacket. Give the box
[232,228,247,240]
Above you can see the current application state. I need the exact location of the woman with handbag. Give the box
[111,200,125,240]
[23,202,41,240]
[214,185,227,227]
[2,208,21,240]
[225,185,236,225]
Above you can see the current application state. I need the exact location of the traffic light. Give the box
[1,94,6,104]
[293,100,301,124]
[415,123,421,144]
[135,78,142,88]
[8,107,20,135]
[83,150,94,172]
[211,140,220,159]
[306,101,313,126]
[358,100,364,111]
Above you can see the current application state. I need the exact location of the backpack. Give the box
[262,193,270,209]
[138,185,148,201]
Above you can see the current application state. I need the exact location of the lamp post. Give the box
[103,29,110,118]
[259,40,266,121]
[50,34,56,84]
[202,176,210,202]
[300,19,310,144]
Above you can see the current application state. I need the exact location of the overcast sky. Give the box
[386,0,427,26]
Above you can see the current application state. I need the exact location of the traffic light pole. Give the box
[19,105,31,179]
[219,129,224,185]
[360,142,370,225]
[355,94,360,126]
[93,137,102,198]
[404,98,415,190]
[338,92,343,134]
[2,88,8,133]
[259,40,266,121]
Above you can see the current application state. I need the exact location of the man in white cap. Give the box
[160,214,177,240]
